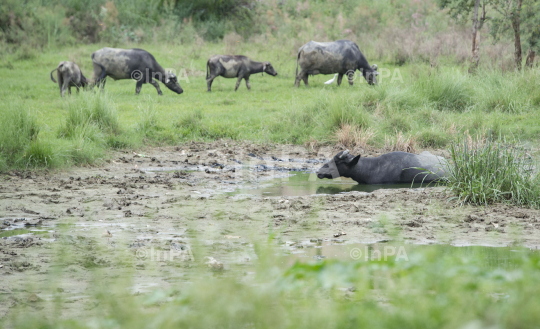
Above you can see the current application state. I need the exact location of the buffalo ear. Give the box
[348,155,361,166]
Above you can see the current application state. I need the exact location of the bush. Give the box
[0,103,42,170]
[58,92,120,140]
[419,71,472,111]
[445,137,540,208]
[20,140,56,169]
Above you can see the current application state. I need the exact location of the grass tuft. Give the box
[58,92,120,139]
[445,136,540,208]
[0,103,42,170]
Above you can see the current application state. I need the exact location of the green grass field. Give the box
[2,1,540,327]
[2,42,539,170]
[2,42,540,329]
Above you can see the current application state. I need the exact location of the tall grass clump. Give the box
[58,92,120,140]
[0,103,57,170]
[174,109,205,138]
[56,93,120,165]
[473,69,536,114]
[418,71,472,112]
[446,136,540,208]
[275,93,373,144]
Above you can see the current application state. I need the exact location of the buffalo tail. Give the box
[50,68,58,83]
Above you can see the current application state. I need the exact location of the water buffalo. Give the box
[295,40,378,87]
[206,55,278,92]
[91,47,183,95]
[50,61,88,97]
[316,150,448,184]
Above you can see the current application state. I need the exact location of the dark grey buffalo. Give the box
[295,40,378,87]
[50,61,88,97]
[91,47,183,95]
[316,150,447,184]
[206,55,278,92]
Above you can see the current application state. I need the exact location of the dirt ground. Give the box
[1,141,539,319]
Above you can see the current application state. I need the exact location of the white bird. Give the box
[324,74,338,85]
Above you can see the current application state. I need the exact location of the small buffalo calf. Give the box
[206,55,277,92]
[50,61,88,97]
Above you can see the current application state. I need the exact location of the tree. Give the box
[438,0,489,71]
[490,0,524,70]
[471,0,488,70]
[521,0,540,67]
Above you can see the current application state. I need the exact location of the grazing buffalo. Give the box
[50,61,88,97]
[316,150,448,184]
[91,47,183,95]
[295,40,378,87]
[206,55,278,92]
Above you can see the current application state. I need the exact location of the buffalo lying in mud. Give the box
[317,150,448,184]
[91,47,183,95]
[206,55,278,92]
[295,40,378,87]
[50,61,88,97]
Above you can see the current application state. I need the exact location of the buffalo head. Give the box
[364,64,379,85]
[316,150,361,180]
[263,62,278,76]
[164,71,183,94]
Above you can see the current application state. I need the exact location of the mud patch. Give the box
[1,141,539,319]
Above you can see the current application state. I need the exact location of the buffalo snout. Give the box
[316,163,336,180]
[264,64,278,77]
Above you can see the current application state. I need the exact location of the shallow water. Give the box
[0,228,48,238]
[230,172,435,197]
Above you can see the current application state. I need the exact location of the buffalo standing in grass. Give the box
[50,61,88,97]
[206,55,278,92]
[295,40,378,87]
[317,150,448,184]
[91,47,183,95]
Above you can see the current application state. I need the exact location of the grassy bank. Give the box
[1,43,539,171]
[4,242,540,328]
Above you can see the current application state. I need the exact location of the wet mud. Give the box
[1,141,539,318]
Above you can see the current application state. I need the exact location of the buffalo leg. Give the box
[206,75,217,92]
[337,73,344,86]
[234,77,243,91]
[98,78,107,92]
[57,72,63,96]
[150,79,163,96]
[245,77,251,91]
[294,70,308,87]
[61,78,71,97]
[135,80,143,95]
[302,74,309,87]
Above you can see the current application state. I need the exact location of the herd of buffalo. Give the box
[50,39,379,97]
[49,39,450,185]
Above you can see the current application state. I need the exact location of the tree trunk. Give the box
[469,0,481,73]
[511,0,523,71]
[525,49,536,68]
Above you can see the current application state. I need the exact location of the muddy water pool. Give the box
[229,172,435,196]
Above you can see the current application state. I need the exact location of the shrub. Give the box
[58,93,120,140]
[0,103,42,169]
[419,72,472,111]
[445,137,540,208]
[20,140,56,169]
